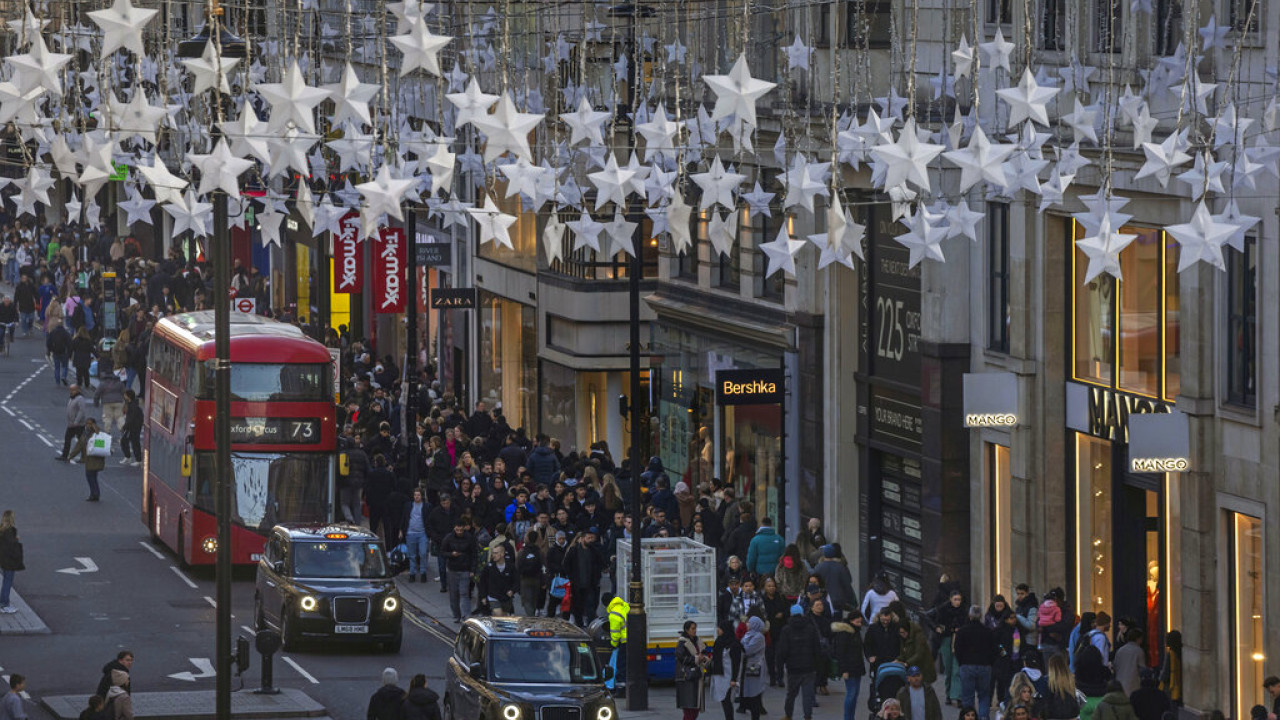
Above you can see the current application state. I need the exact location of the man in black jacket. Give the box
[94,650,133,698]
[425,495,460,584]
[479,545,517,615]
[439,520,476,622]
[562,529,603,626]
[363,454,397,542]
[778,605,823,720]
[953,605,997,719]
[863,606,902,675]
[367,667,406,720]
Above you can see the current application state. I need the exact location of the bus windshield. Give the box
[196,452,331,531]
[200,363,330,401]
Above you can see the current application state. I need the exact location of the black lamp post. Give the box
[177,5,247,720]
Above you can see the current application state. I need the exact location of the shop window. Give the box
[988,443,1012,598]
[1230,0,1260,33]
[1094,0,1123,52]
[1075,434,1113,614]
[1231,513,1265,720]
[1072,221,1180,402]
[1226,239,1256,408]
[540,360,576,449]
[477,182,537,273]
[478,291,537,430]
[988,202,1010,353]
[843,0,892,49]
[815,2,831,47]
[1041,0,1066,50]
[1154,0,1183,55]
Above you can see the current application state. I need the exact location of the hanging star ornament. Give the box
[356,164,416,234]
[88,0,158,59]
[759,224,805,277]
[997,69,1060,127]
[690,156,746,210]
[180,38,240,95]
[390,15,452,76]
[702,53,776,127]
[542,212,566,264]
[473,92,542,163]
[665,195,694,255]
[807,196,864,269]
[567,211,605,252]
[467,196,518,249]
[446,77,499,129]
[560,97,611,147]
[1075,210,1138,282]
[943,126,1016,192]
[896,204,948,267]
[870,119,945,193]
[118,185,156,226]
[322,63,380,126]
[254,60,330,134]
[1166,201,1236,272]
[189,139,254,199]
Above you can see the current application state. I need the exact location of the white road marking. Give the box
[168,658,216,681]
[17,420,31,430]
[138,541,166,560]
[37,436,52,447]
[2,406,13,416]
[56,557,99,575]
[169,566,198,589]
[240,625,255,635]
[204,596,216,608]
[281,656,319,684]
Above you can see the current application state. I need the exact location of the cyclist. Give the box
[0,295,18,354]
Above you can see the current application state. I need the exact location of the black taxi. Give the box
[445,616,616,720]
[254,523,405,652]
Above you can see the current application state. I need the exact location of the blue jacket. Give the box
[526,445,561,485]
[746,526,785,575]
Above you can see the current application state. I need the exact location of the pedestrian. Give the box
[119,390,143,467]
[401,489,429,582]
[367,668,407,720]
[440,519,476,622]
[745,517,784,577]
[861,572,900,622]
[878,698,903,720]
[1034,654,1081,720]
[708,620,743,720]
[70,418,107,501]
[1265,677,1280,720]
[56,383,89,461]
[1113,630,1147,696]
[1157,631,1181,705]
[775,544,808,601]
[426,494,458,593]
[104,670,133,720]
[954,605,997,720]
[94,370,127,440]
[896,665,943,720]
[814,544,855,616]
[865,606,902,676]
[739,616,767,720]
[778,604,821,720]
[517,531,544,616]
[897,617,937,684]
[46,319,72,385]
[1128,673,1170,720]
[0,674,27,720]
[930,590,967,706]
[478,545,516,616]
[563,528,604,626]
[833,609,867,720]
[1093,681,1138,720]
[94,651,133,698]
[400,674,441,720]
[604,592,629,694]
[993,609,1022,704]
[0,511,23,614]
[675,620,707,720]
[70,326,94,388]
[77,696,107,720]
[761,577,790,686]
[337,437,369,525]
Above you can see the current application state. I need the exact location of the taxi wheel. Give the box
[442,697,454,720]
[383,630,402,654]
[253,595,265,631]
[281,607,300,651]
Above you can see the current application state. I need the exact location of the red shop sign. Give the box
[372,227,406,314]
[332,212,363,294]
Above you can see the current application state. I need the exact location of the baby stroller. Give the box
[867,661,909,717]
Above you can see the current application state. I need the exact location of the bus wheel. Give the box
[175,520,188,568]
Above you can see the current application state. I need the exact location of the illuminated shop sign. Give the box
[715,368,784,406]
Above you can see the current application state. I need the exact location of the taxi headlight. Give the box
[596,706,614,720]
[501,704,521,720]
[383,596,399,613]
[299,595,318,612]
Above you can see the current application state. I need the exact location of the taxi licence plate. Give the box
[335,624,368,634]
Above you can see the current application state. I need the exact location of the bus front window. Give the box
[195,453,332,530]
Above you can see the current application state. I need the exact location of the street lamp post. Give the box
[177,7,246,720]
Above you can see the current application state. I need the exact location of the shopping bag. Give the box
[87,432,112,457]
[560,583,573,613]
[549,575,570,599]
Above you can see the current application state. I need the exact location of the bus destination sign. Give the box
[230,418,323,444]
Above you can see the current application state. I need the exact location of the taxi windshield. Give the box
[292,541,387,579]
[488,640,599,683]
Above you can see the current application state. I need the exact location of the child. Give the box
[1037,590,1062,629]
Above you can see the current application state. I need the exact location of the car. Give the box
[254,523,406,652]
[445,616,617,720]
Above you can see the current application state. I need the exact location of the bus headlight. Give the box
[201,536,217,554]
[382,596,399,613]
[299,595,318,612]
[596,706,614,720]
[501,704,521,720]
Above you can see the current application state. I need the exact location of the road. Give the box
[0,327,455,720]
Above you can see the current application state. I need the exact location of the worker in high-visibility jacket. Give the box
[605,592,629,693]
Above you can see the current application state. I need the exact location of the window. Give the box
[989,443,1012,598]
[1071,220,1180,401]
[988,0,1013,25]
[1229,0,1260,33]
[1155,0,1183,55]
[988,202,1010,353]
[1041,0,1066,49]
[1230,513,1265,720]
[1075,434,1113,613]
[1226,239,1256,407]
[843,0,892,48]
[1094,0,1123,52]
[815,3,832,47]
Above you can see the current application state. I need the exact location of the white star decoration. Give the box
[468,196,518,249]
[473,92,542,163]
[88,0,158,59]
[871,119,944,193]
[702,53,776,128]
[759,224,805,277]
[1166,201,1236,272]
[390,15,452,76]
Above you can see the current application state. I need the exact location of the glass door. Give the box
[1231,513,1265,720]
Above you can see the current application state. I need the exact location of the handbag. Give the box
[744,662,762,678]
[87,432,112,457]
[549,575,570,599]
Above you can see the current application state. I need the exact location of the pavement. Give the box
[0,589,51,635]
[41,688,327,720]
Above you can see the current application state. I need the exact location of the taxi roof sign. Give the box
[324,532,349,539]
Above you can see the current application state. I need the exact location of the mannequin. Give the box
[1146,560,1160,667]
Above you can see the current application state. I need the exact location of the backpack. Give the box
[518,548,542,578]
[1073,629,1094,659]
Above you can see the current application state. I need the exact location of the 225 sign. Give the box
[864,208,922,386]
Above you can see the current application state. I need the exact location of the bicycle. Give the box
[0,322,15,357]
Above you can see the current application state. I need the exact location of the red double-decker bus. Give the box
[142,311,337,565]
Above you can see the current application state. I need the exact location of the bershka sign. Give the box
[372,227,407,314]
[332,212,363,294]
[716,368,785,406]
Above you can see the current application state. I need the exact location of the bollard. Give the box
[253,628,283,695]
